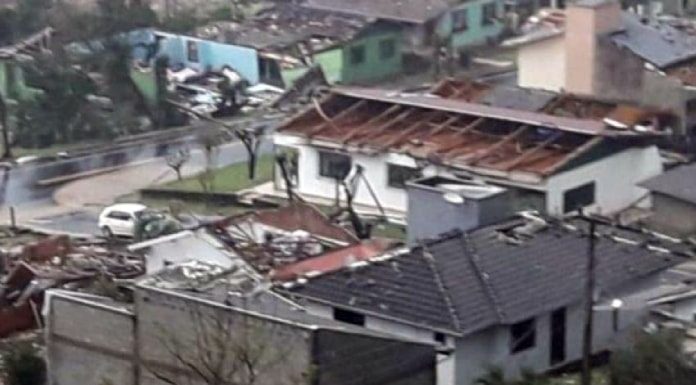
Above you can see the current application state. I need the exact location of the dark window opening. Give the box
[187,41,199,63]
[107,211,132,221]
[511,318,536,353]
[333,308,365,326]
[563,182,596,213]
[387,164,420,189]
[379,39,396,60]
[319,151,351,180]
[482,3,497,26]
[550,308,566,365]
[452,9,469,32]
[434,332,446,344]
[350,45,366,65]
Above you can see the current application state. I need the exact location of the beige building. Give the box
[504,0,696,138]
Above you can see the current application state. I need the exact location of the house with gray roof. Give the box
[504,0,696,140]
[640,163,696,236]
[278,216,692,385]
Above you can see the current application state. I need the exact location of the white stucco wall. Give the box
[545,146,662,216]
[274,135,417,212]
[275,135,663,218]
[303,302,456,385]
[517,37,566,92]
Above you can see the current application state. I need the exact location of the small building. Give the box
[302,0,505,54]
[196,4,404,86]
[45,262,437,385]
[278,216,692,385]
[639,163,696,237]
[272,84,670,217]
[503,1,696,138]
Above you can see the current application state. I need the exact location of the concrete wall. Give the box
[46,294,135,385]
[545,146,662,216]
[406,183,511,243]
[594,40,644,101]
[646,194,696,237]
[515,36,565,92]
[135,288,313,385]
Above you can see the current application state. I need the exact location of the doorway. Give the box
[550,307,566,365]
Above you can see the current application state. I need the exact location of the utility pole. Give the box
[581,215,597,385]
[0,94,11,159]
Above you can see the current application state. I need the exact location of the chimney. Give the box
[405,176,511,244]
[564,0,622,95]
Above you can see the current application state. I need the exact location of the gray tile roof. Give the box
[283,219,689,335]
[610,14,696,69]
[302,0,449,24]
[639,163,696,205]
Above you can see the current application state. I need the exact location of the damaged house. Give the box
[278,215,693,385]
[45,257,437,385]
[195,3,404,87]
[503,0,696,139]
[271,82,672,218]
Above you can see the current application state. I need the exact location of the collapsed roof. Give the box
[278,84,672,184]
[280,216,692,335]
[196,3,372,60]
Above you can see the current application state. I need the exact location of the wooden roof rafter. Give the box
[497,132,565,171]
[348,108,420,146]
[377,111,448,150]
[468,124,533,166]
[308,98,368,137]
[338,103,403,143]
[541,136,603,176]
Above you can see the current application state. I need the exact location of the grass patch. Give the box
[163,155,274,193]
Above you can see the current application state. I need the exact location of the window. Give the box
[482,2,497,26]
[434,332,446,345]
[452,9,469,32]
[350,45,366,65]
[387,164,420,189]
[319,151,352,179]
[187,40,199,63]
[333,308,365,326]
[563,182,596,213]
[510,318,536,353]
[379,38,396,60]
[108,211,132,221]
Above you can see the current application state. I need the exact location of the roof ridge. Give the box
[460,233,507,323]
[421,244,462,332]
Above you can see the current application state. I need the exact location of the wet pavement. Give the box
[27,210,102,237]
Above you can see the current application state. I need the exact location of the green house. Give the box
[439,0,505,50]
[283,22,403,86]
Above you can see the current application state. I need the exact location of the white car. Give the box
[98,203,147,238]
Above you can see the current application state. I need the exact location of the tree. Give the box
[196,126,224,195]
[2,341,46,385]
[609,329,696,385]
[166,148,190,181]
[0,93,10,159]
[149,299,311,385]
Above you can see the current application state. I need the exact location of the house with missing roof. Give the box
[503,0,696,138]
[277,216,692,385]
[271,80,671,218]
[45,261,436,385]
[301,0,506,56]
[639,163,696,236]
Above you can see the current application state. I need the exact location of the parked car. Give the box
[98,203,147,238]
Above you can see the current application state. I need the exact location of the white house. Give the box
[278,217,692,385]
[273,86,668,218]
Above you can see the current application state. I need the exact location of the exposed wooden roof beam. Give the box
[498,132,564,171]
[377,111,445,150]
[427,115,462,136]
[308,99,367,137]
[350,109,415,145]
[468,125,532,165]
[338,104,402,143]
[435,117,487,154]
[542,136,603,176]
